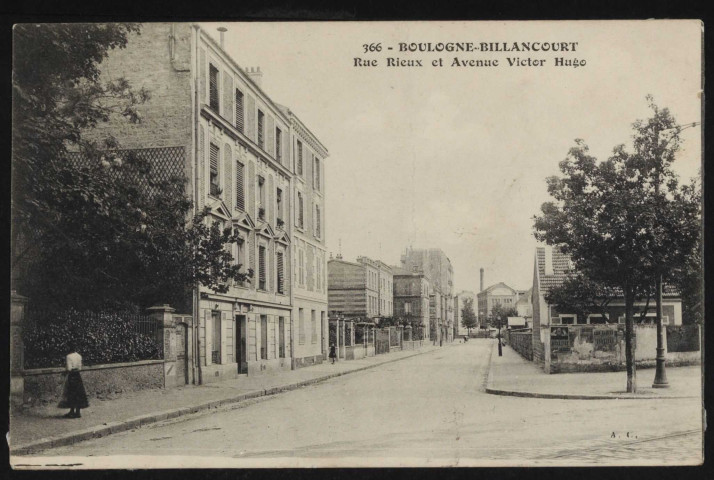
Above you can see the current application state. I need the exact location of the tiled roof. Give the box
[535,247,679,299]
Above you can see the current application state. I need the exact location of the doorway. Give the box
[236,315,247,374]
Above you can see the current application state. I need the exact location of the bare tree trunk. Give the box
[625,291,637,393]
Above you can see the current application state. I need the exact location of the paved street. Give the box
[20,340,703,467]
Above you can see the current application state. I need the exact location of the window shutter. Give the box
[248,233,255,283]
[268,243,274,292]
[277,251,284,294]
[257,110,265,148]
[235,89,245,133]
[298,193,304,228]
[235,161,245,211]
[210,144,219,174]
[259,245,266,290]
[198,126,205,210]
[276,127,282,163]
[316,205,321,237]
[297,141,303,175]
[209,64,219,112]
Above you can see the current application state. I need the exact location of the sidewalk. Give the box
[485,342,702,400]
[11,344,445,455]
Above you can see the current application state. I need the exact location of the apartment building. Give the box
[327,256,393,321]
[85,23,328,382]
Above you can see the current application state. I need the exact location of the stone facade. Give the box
[327,256,392,321]
[393,269,431,339]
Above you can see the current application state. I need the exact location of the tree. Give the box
[545,275,616,324]
[461,298,478,335]
[533,98,698,393]
[488,304,518,329]
[12,24,251,312]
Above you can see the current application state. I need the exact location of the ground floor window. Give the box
[260,315,268,360]
[212,311,221,364]
[279,316,286,358]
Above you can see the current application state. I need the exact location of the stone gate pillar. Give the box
[11,291,27,408]
[148,304,177,388]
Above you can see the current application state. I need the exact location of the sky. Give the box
[203,21,702,294]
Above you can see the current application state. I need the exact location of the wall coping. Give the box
[22,359,164,376]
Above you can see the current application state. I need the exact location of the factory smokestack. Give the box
[480,268,484,292]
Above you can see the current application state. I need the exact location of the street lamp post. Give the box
[651,121,699,389]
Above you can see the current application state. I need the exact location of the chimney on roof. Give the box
[480,268,484,292]
[217,27,227,48]
[246,66,263,87]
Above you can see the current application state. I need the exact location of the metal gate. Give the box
[375,328,390,355]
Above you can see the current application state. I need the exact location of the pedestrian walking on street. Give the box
[58,342,89,418]
[329,344,336,364]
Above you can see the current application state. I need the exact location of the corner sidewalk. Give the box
[11,344,445,455]
[485,342,702,400]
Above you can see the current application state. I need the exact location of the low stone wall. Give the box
[506,329,533,360]
[366,345,375,357]
[292,354,325,369]
[22,360,164,406]
[344,345,366,360]
[548,324,701,374]
[402,340,423,350]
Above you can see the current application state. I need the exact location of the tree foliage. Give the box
[12,23,252,312]
[533,97,701,393]
[487,304,518,328]
[460,298,478,333]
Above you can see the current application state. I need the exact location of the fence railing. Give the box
[24,308,164,369]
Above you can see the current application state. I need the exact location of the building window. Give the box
[258,176,265,220]
[276,188,283,227]
[258,245,266,290]
[260,315,268,360]
[559,315,575,325]
[276,251,285,294]
[299,308,305,345]
[211,310,221,364]
[235,161,245,211]
[315,205,321,238]
[235,89,244,133]
[297,140,303,175]
[279,317,286,358]
[311,310,317,344]
[209,143,221,197]
[209,64,219,112]
[257,110,265,148]
[314,156,321,191]
[297,192,304,229]
[276,127,282,163]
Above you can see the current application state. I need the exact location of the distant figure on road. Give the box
[58,342,89,418]
[329,344,336,364]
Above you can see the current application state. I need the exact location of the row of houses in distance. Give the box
[327,247,457,344]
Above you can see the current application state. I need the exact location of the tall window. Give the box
[297,192,304,228]
[276,251,284,294]
[235,161,245,211]
[258,176,265,219]
[315,205,321,237]
[260,315,268,360]
[298,308,305,344]
[278,317,286,358]
[297,140,303,175]
[311,310,317,344]
[276,188,283,225]
[314,156,321,191]
[257,110,265,148]
[235,89,244,133]
[258,245,266,290]
[209,143,221,197]
[209,64,219,112]
[211,311,221,364]
[276,127,282,163]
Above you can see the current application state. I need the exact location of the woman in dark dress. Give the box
[329,344,337,364]
[58,342,89,418]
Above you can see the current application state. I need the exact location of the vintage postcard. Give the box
[10,20,703,468]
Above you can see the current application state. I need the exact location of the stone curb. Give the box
[483,342,697,401]
[12,346,443,456]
